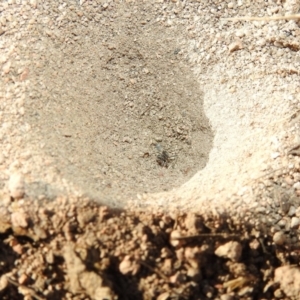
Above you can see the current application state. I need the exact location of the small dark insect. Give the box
[174,48,181,55]
[156,150,170,168]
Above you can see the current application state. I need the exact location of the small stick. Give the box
[288,108,300,121]
[139,260,184,297]
[238,107,300,141]
[224,14,300,22]
[245,166,288,185]
[139,260,169,282]
[258,238,271,255]
[140,105,152,116]
[171,233,238,240]
[288,143,300,155]
[6,277,46,300]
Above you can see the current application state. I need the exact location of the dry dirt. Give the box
[2,0,300,299]
[23,2,213,205]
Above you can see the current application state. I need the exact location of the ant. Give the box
[155,144,170,168]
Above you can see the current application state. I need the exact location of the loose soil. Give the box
[23,3,213,205]
[1,0,300,299]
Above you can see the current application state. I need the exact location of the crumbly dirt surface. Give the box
[2,0,300,299]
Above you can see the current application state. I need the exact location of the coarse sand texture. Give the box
[6,0,297,212]
[2,1,300,298]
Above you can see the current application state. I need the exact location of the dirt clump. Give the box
[0,194,298,300]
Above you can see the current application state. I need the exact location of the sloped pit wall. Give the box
[21,1,213,206]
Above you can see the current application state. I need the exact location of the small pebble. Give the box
[8,173,25,199]
[220,295,234,300]
[0,275,8,292]
[18,273,28,285]
[271,152,280,159]
[11,211,29,228]
[119,256,140,275]
[293,182,300,190]
[170,230,182,247]
[285,176,294,185]
[275,266,300,298]
[273,288,284,298]
[2,61,11,74]
[235,29,245,37]
[273,231,286,246]
[228,40,243,53]
[288,206,296,217]
[157,292,170,300]
[291,217,300,229]
[215,241,242,261]
[29,0,38,8]
[0,154,4,165]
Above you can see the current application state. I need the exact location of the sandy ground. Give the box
[1,0,300,299]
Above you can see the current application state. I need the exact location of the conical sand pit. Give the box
[23,5,213,205]
[7,0,295,210]
[2,0,300,299]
